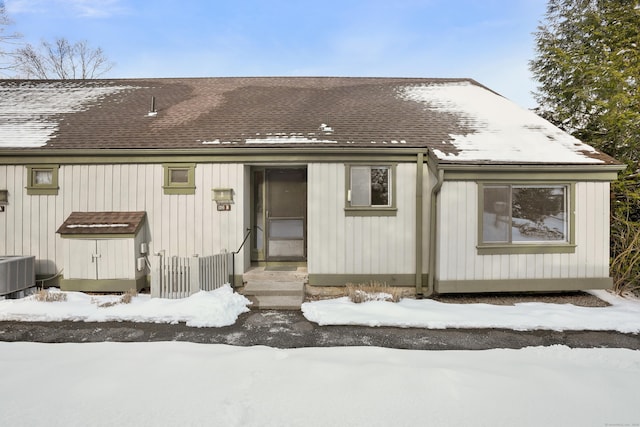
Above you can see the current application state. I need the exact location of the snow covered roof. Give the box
[399,82,604,164]
[57,211,146,235]
[0,77,619,165]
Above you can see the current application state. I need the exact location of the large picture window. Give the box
[482,184,569,244]
[346,165,396,216]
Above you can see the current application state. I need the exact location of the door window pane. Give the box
[269,219,304,239]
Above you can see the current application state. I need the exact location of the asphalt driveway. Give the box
[1,310,639,350]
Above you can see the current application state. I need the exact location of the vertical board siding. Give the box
[437,181,612,281]
[307,163,416,275]
[0,163,247,277]
[1,162,612,283]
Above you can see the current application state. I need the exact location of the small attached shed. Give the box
[56,212,148,292]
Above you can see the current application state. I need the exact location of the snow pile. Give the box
[399,82,602,163]
[302,290,640,333]
[3,283,640,333]
[0,342,638,427]
[0,285,250,327]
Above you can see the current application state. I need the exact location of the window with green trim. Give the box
[163,163,195,195]
[345,165,396,216]
[26,165,59,195]
[481,184,569,244]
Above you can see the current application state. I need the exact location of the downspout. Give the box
[426,159,444,297]
[415,152,424,297]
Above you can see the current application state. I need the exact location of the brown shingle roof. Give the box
[0,77,620,165]
[57,211,146,235]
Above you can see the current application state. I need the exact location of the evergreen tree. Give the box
[530,0,640,293]
[531,0,640,165]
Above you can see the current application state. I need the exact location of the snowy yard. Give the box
[1,286,640,426]
[0,342,639,427]
[2,285,640,333]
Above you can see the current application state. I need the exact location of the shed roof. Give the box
[0,77,619,165]
[57,211,146,236]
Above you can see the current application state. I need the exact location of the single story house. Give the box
[0,77,625,296]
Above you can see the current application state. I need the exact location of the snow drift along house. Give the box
[0,77,625,296]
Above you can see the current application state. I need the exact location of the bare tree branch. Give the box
[14,37,114,79]
[0,1,23,73]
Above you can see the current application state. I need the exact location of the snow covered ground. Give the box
[302,290,640,333]
[1,286,640,426]
[2,285,640,333]
[0,342,638,427]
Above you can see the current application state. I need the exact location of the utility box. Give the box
[0,256,35,297]
[57,212,148,292]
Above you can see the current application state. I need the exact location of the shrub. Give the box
[346,282,403,303]
[120,288,138,304]
[610,176,640,296]
[34,289,67,302]
[95,289,138,307]
[610,213,640,296]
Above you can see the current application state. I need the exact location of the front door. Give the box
[252,168,307,262]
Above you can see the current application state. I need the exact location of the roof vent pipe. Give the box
[147,96,157,117]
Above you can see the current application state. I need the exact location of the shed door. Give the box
[67,240,99,279]
[67,239,131,280]
[96,239,131,279]
[265,168,307,261]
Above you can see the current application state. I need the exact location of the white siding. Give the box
[0,163,248,276]
[308,163,418,275]
[437,181,611,281]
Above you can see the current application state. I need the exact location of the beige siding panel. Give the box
[2,163,248,277]
[308,163,416,276]
[438,181,612,283]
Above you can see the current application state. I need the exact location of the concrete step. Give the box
[242,281,304,297]
[248,294,305,310]
[241,268,308,310]
[243,270,308,282]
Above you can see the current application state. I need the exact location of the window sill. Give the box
[26,186,59,195]
[477,244,576,255]
[344,207,397,217]
[163,186,195,195]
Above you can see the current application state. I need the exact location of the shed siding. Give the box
[0,164,247,276]
[437,181,611,282]
[307,163,418,275]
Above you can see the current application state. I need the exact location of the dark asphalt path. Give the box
[1,310,639,350]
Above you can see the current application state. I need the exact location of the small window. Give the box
[163,163,196,195]
[345,165,396,216]
[170,169,189,184]
[480,184,573,253]
[26,165,59,195]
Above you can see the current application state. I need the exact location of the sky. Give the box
[3,0,548,108]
